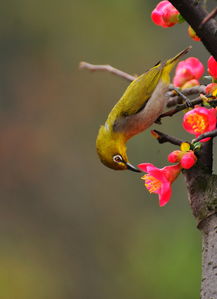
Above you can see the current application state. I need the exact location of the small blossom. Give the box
[168,147,197,169]
[180,151,197,169]
[208,56,217,79]
[205,83,217,97]
[183,106,217,142]
[188,26,200,41]
[151,1,180,28]
[138,163,181,206]
[173,57,204,88]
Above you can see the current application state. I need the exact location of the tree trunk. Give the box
[169,0,217,60]
[200,214,217,299]
[184,140,217,298]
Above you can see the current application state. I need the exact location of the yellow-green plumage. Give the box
[96,47,191,171]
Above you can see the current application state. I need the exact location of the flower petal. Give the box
[208,56,217,79]
[159,181,172,206]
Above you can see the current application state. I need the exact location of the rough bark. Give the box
[184,140,217,298]
[200,214,217,299]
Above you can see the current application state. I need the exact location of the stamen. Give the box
[142,174,162,193]
[186,113,208,133]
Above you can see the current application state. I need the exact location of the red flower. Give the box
[188,26,200,41]
[173,57,204,88]
[183,106,217,142]
[208,56,217,79]
[138,163,181,206]
[151,1,180,28]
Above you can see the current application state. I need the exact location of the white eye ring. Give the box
[113,154,123,163]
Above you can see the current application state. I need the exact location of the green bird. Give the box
[96,47,191,172]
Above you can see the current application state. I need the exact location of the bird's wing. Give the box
[116,65,164,116]
[108,64,164,132]
[113,79,169,138]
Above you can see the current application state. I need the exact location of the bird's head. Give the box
[96,125,141,172]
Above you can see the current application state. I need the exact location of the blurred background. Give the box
[0,0,216,298]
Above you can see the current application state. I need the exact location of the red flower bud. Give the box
[187,26,200,41]
[180,151,197,169]
[168,150,182,163]
[151,1,180,28]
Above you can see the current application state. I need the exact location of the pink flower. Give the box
[188,26,200,41]
[151,1,180,28]
[208,56,217,79]
[205,83,217,97]
[173,57,204,88]
[138,163,181,206]
[183,106,217,142]
[168,149,197,169]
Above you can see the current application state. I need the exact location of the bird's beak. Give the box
[125,162,141,173]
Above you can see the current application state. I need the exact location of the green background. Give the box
[0,0,216,298]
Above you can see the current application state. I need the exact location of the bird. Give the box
[96,47,191,172]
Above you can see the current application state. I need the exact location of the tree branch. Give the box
[169,0,217,59]
[151,129,184,145]
[159,97,203,120]
[200,7,217,27]
[193,129,217,143]
[167,85,206,107]
[79,61,136,82]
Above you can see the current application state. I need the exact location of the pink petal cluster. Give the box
[168,150,197,169]
[183,106,217,142]
[187,26,200,41]
[173,57,204,88]
[151,1,180,28]
[208,56,217,79]
[138,163,181,207]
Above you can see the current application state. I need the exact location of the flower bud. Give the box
[151,1,180,28]
[168,150,182,163]
[181,151,197,169]
[181,79,200,89]
[205,83,217,97]
[188,26,200,41]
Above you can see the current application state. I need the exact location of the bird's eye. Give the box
[113,154,123,163]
